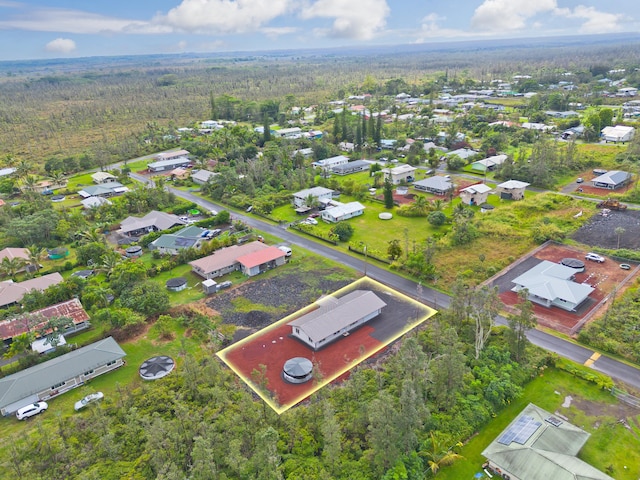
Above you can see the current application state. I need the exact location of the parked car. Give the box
[576,177,584,183]
[305,217,318,225]
[16,402,48,420]
[74,392,104,411]
[585,253,605,263]
[278,246,292,257]
[218,281,232,289]
[620,263,631,270]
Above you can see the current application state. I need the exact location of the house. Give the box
[167,167,189,180]
[291,148,314,158]
[78,182,129,199]
[273,127,302,139]
[521,122,553,131]
[460,183,492,205]
[80,196,112,209]
[155,149,190,162]
[119,210,186,237]
[446,148,478,160]
[471,154,508,172]
[0,273,64,309]
[338,142,355,152]
[332,160,370,175]
[591,170,631,190]
[190,241,271,279]
[381,164,416,185]
[91,171,117,184]
[321,202,365,223]
[482,403,614,480]
[0,298,90,347]
[292,187,334,209]
[380,139,397,149]
[497,180,530,200]
[236,246,286,276]
[191,169,219,185]
[147,157,191,173]
[288,290,386,350]
[0,337,125,416]
[618,87,638,97]
[0,247,34,274]
[511,260,594,311]
[601,125,635,143]
[413,176,453,195]
[149,225,208,255]
[312,155,349,171]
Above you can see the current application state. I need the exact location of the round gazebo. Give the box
[166,277,188,292]
[139,356,175,380]
[282,357,313,384]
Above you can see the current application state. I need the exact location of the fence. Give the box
[612,386,640,409]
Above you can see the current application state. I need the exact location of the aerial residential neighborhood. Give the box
[0,24,640,480]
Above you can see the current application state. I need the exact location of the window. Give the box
[83,369,94,376]
[106,360,117,367]
[51,381,66,390]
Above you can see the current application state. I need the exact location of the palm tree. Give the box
[615,226,626,249]
[78,228,105,245]
[432,199,445,211]
[411,195,431,216]
[26,245,45,273]
[49,171,67,188]
[420,432,464,476]
[99,250,122,278]
[0,256,27,279]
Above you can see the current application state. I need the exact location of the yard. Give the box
[438,365,640,480]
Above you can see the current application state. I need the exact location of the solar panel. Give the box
[545,416,563,427]
[498,415,542,445]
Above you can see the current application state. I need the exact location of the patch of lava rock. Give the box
[571,209,640,249]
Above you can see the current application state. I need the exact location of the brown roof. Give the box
[0,273,64,308]
[0,298,89,341]
[237,246,286,269]
[0,247,29,262]
[190,241,269,276]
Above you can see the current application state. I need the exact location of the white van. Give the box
[16,402,48,420]
[278,246,292,257]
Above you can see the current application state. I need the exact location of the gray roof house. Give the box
[0,336,126,415]
[148,157,191,172]
[471,154,508,172]
[0,273,64,308]
[321,201,365,223]
[482,403,614,480]
[591,170,631,190]
[292,186,334,209]
[78,182,128,199]
[191,169,219,185]
[289,290,387,350]
[497,180,530,200]
[460,183,492,205]
[511,260,594,311]
[446,148,478,160]
[312,155,349,171]
[119,210,186,236]
[413,176,453,195]
[332,160,371,175]
[150,225,207,255]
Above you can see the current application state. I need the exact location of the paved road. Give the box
[130,172,640,391]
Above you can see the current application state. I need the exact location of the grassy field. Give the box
[439,366,640,480]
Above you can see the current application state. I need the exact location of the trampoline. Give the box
[282,357,313,384]
[166,277,188,292]
[139,356,175,380]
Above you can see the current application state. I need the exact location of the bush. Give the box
[331,222,354,242]
[427,211,446,226]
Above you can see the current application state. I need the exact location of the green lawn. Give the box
[438,367,639,480]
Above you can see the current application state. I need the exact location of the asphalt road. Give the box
[129,172,640,392]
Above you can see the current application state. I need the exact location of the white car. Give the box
[16,402,48,420]
[585,253,605,263]
[74,392,104,411]
[305,217,318,225]
[278,246,292,257]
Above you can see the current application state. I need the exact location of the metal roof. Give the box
[322,201,365,220]
[498,180,530,189]
[461,183,492,194]
[120,210,185,234]
[591,170,630,186]
[482,403,614,480]
[0,337,126,410]
[236,246,286,269]
[288,290,386,341]
[512,260,594,305]
[293,186,334,199]
[414,176,453,191]
[0,273,64,308]
[190,241,269,276]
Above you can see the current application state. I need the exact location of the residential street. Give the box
[129,172,640,392]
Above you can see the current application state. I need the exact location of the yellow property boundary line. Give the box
[217,277,437,414]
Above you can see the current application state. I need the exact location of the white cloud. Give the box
[156,0,293,34]
[557,6,623,34]
[414,13,470,42]
[261,26,299,39]
[45,38,76,54]
[300,0,390,40]
[471,0,559,32]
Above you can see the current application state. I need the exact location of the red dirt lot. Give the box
[495,243,637,335]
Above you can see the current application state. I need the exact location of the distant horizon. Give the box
[1,31,640,68]
[0,0,637,61]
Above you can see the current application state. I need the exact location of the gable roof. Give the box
[0,273,64,308]
[120,210,185,234]
[191,169,219,183]
[382,164,417,175]
[0,247,29,262]
[0,298,90,341]
[78,182,128,198]
[0,337,126,410]
[293,186,334,199]
[498,180,530,190]
[471,154,508,170]
[482,403,613,480]
[189,241,269,275]
[512,260,594,305]
[288,290,386,341]
[414,176,453,191]
[591,170,630,186]
[91,171,116,183]
[237,246,286,269]
[81,196,112,209]
[461,183,492,194]
[323,201,365,218]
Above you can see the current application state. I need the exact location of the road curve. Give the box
[130,172,640,391]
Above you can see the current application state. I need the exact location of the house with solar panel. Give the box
[511,260,594,312]
[0,337,125,416]
[288,290,386,350]
[482,403,614,480]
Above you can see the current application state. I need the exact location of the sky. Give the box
[0,0,637,61]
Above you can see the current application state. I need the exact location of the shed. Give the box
[166,277,188,292]
[202,279,218,294]
[459,183,492,206]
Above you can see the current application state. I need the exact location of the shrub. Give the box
[331,222,354,242]
[427,211,446,226]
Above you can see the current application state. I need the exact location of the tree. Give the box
[427,211,446,226]
[387,239,403,260]
[615,226,626,249]
[26,245,46,273]
[469,286,501,359]
[508,289,537,362]
[383,178,394,209]
[251,426,283,480]
[420,432,463,476]
[368,390,401,475]
[120,280,170,316]
[3,332,34,359]
[0,256,26,279]
[331,222,354,242]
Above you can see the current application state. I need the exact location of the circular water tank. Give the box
[282,357,313,384]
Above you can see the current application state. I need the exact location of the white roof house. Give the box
[382,164,417,185]
[292,186,334,208]
[497,180,530,200]
[191,169,219,185]
[446,148,478,160]
[288,290,386,350]
[321,201,365,223]
[312,155,349,171]
[601,125,635,143]
[591,170,631,190]
[471,154,508,172]
[511,260,594,311]
[413,176,453,195]
[119,210,185,236]
[91,171,117,184]
[460,183,492,206]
